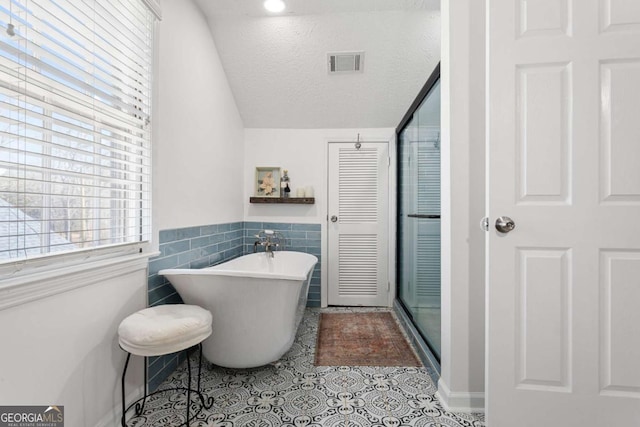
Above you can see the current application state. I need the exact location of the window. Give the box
[0,0,155,261]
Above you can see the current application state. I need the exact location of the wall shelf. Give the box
[250,197,315,204]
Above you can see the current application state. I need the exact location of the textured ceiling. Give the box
[195,0,441,129]
[196,0,440,16]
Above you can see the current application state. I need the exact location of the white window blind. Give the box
[0,0,154,261]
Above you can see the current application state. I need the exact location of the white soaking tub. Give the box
[159,251,317,368]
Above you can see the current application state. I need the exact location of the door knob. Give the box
[331,215,338,223]
[495,216,515,233]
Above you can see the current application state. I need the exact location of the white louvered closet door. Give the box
[328,142,389,306]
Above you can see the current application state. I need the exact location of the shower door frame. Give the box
[395,63,442,364]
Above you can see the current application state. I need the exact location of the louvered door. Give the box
[328,142,389,306]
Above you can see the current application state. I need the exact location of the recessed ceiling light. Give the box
[264,0,286,13]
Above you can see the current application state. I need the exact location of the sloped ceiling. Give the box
[195,0,440,129]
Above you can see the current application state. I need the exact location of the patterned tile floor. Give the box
[128,308,485,427]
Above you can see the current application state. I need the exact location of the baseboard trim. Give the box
[94,386,144,427]
[436,379,485,413]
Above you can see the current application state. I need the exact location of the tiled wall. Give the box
[146,221,322,390]
[243,222,321,307]
[148,222,244,306]
[146,221,244,391]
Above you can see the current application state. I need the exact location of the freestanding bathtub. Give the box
[159,251,318,368]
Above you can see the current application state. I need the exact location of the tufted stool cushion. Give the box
[118,304,212,357]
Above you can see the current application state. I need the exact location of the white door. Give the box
[328,142,389,306]
[488,0,640,425]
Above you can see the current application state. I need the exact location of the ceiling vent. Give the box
[328,52,364,74]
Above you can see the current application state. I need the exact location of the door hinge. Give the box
[387,282,390,292]
[388,156,391,167]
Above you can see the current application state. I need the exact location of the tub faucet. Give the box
[254,230,285,257]
[253,239,278,257]
[265,241,279,257]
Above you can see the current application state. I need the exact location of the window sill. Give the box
[0,249,159,311]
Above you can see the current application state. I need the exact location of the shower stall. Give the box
[396,65,441,362]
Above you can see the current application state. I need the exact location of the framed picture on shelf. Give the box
[255,167,281,197]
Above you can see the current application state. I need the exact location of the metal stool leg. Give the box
[122,346,212,426]
[121,353,149,426]
[196,344,214,409]
[135,357,148,416]
[186,351,192,424]
[121,353,131,427]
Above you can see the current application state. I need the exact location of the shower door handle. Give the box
[331,215,338,223]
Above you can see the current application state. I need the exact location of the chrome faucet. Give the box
[253,230,285,257]
[264,240,278,257]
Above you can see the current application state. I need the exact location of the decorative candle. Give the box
[305,186,314,197]
[296,188,305,197]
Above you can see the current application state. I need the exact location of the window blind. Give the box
[0,0,154,261]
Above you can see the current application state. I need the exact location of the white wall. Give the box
[0,266,147,427]
[244,128,394,224]
[438,0,486,413]
[153,0,245,236]
[0,3,246,427]
[244,128,395,306]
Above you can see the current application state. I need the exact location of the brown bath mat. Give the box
[315,312,422,367]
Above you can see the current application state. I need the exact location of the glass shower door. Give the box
[397,79,441,360]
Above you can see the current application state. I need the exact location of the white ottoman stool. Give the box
[118,304,213,426]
